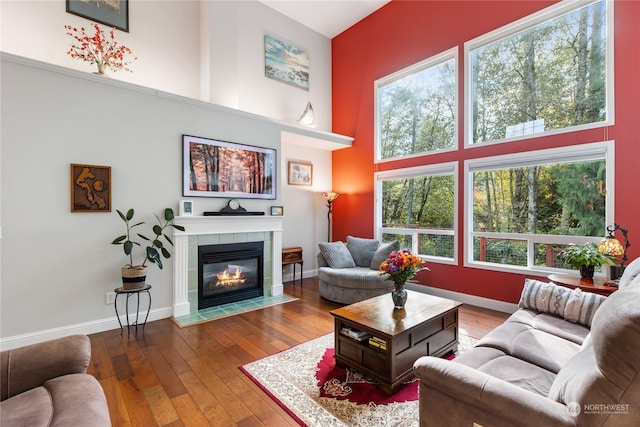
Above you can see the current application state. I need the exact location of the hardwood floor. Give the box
[89,277,510,426]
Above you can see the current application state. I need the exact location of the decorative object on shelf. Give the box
[379,250,428,309]
[179,200,193,216]
[271,206,284,216]
[183,134,276,199]
[561,243,616,280]
[65,23,136,74]
[598,223,631,280]
[288,161,313,186]
[220,199,247,213]
[66,0,130,32]
[322,191,339,242]
[264,34,309,90]
[70,163,111,212]
[296,101,316,127]
[111,208,185,289]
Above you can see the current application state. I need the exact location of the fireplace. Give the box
[198,241,264,309]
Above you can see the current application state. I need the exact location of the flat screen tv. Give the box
[183,134,276,199]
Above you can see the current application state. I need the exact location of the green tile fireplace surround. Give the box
[171,215,285,318]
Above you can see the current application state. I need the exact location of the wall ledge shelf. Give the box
[1,52,353,151]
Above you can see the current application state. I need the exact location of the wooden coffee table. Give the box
[330,290,462,394]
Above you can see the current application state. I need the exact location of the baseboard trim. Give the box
[0,306,173,351]
[406,283,518,314]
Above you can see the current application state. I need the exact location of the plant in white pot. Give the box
[111,208,185,289]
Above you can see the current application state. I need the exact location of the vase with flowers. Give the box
[379,250,429,309]
[65,23,136,74]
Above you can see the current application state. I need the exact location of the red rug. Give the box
[315,348,455,405]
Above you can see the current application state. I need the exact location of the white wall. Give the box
[0,0,332,131]
[0,0,340,346]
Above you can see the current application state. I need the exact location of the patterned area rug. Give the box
[240,333,477,427]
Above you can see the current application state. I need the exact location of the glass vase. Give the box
[391,281,407,309]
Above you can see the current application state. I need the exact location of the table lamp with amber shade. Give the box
[598,224,631,280]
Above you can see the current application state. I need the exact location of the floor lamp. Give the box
[322,192,339,242]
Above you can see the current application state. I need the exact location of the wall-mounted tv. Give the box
[183,134,276,199]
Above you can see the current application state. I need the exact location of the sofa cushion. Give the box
[518,278,606,327]
[474,319,582,374]
[518,279,571,317]
[369,240,400,270]
[0,374,110,427]
[618,256,640,290]
[563,288,606,327]
[346,236,379,267]
[0,387,52,427]
[466,354,557,397]
[548,286,640,425]
[318,241,356,268]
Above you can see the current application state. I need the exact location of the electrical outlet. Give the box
[105,292,116,304]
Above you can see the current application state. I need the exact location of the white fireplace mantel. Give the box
[171,215,284,317]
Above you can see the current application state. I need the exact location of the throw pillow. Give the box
[346,236,380,267]
[519,278,571,317]
[369,240,400,270]
[564,288,606,327]
[318,241,356,269]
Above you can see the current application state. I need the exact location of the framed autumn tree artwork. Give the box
[183,134,277,199]
[70,164,111,212]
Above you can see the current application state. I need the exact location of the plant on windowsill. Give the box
[561,243,616,279]
[111,208,185,289]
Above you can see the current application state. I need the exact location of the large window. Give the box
[466,0,612,146]
[376,163,457,263]
[375,48,457,161]
[465,141,614,274]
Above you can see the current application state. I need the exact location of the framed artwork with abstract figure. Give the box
[288,161,312,186]
[70,164,111,212]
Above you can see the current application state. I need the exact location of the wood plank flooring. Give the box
[88,277,510,426]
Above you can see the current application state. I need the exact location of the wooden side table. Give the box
[547,274,617,296]
[282,247,303,285]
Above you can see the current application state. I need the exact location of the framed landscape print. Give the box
[66,0,129,32]
[183,134,277,199]
[70,163,111,212]
[288,161,313,186]
[264,34,309,90]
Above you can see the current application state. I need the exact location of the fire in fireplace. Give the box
[198,241,264,309]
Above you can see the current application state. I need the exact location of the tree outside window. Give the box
[467,0,609,145]
[376,49,457,161]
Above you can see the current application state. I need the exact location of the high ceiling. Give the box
[258,0,390,39]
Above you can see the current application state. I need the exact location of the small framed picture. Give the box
[271,206,284,216]
[180,200,193,216]
[288,161,313,186]
[70,164,111,212]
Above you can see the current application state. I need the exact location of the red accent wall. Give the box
[332,0,640,303]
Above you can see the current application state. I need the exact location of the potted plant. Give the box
[111,208,185,289]
[561,243,616,279]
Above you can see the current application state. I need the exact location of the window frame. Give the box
[375,162,458,265]
[374,47,459,163]
[464,140,615,276]
[463,0,615,149]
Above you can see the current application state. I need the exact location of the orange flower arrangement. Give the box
[65,23,136,73]
[379,249,429,285]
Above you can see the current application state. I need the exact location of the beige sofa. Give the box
[0,334,111,427]
[414,258,640,427]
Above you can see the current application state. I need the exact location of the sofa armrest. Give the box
[413,356,577,427]
[1,335,92,400]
